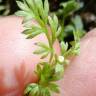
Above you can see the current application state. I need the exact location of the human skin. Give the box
[55,29,96,96]
[0,16,60,96]
[0,16,96,96]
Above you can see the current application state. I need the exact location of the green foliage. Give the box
[0,0,10,15]
[16,0,49,26]
[24,62,60,96]
[60,0,80,18]
[34,42,52,59]
[63,30,80,58]
[72,15,85,37]
[60,41,68,55]
[16,0,81,96]
[48,15,61,43]
[54,0,85,41]
[22,25,45,39]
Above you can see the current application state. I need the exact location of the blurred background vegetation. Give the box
[0,0,96,41]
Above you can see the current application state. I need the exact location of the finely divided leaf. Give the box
[24,83,38,95]
[55,64,64,73]
[25,0,39,17]
[60,41,68,55]
[41,52,49,59]
[48,16,56,42]
[54,64,64,80]
[34,42,51,58]
[61,1,80,17]
[73,31,80,42]
[15,11,28,16]
[16,1,29,11]
[44,0,49,20]
[22,26,44,39]
[35,42,50,50]
[29,85,39,96]
[53,15,58,31]
[33,49,47,54]
[49,83,60,93]
[56,26,62,37]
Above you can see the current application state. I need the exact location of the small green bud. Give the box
[58,56,64,63]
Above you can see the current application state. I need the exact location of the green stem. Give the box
[46,31,54,63]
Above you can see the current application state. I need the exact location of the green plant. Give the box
[0,0,10,16]
[16,0,80,96]
[54,0,85,41]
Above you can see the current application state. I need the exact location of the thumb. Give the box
[0,16,60,96]
[54,29,96,96]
